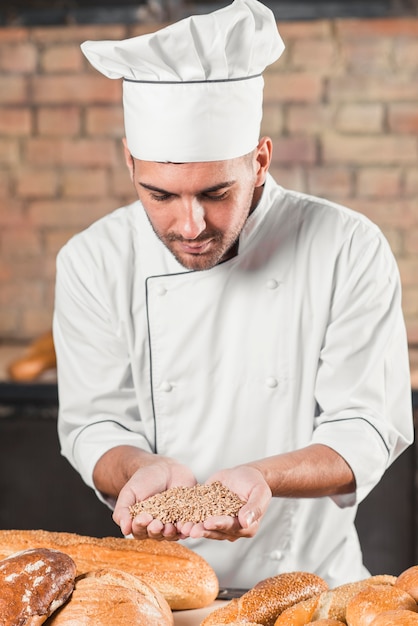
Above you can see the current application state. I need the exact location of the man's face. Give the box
[128,154,261,271]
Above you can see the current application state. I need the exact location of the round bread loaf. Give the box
[45,568,173,626]
[307,621,345,625]
[395,565,418,602]
[202,571,328,626]
[274,575,397,625]
[0,547,76,625]
[345,584,418,626]
[0,529,218,610]
[370,609,418,625]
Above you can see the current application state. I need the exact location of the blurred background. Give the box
[0,0,417,577]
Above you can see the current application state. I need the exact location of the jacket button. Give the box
[266,278,279,290]
[266,377,278,388]
[161,381,173,392]
[156,285,167,296]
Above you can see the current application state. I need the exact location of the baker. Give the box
[53,0,413,589]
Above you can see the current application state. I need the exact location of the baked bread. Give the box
[370,609,418,625]
[307,621,345,625]
[0,529,218,610]
[45,568,173,625]
[0,547,76,625]
[274,575,397,625]
[7,331,56,381]
[395,565,418,601]
[345,584,418,626]
[202,571,328,626]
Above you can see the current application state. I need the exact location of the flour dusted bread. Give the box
[0,529,218,610]
[45,568,173,626]
[0,547,76,626]
[202,571,328,626]
[345,584,418,626]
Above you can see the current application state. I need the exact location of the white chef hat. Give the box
[81,0,284,162]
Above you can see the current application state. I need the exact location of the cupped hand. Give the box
[113,458,196,540]
[178,464,272,542]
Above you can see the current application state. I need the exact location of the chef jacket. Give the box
[53,173,413,589]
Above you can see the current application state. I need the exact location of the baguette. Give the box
[0,529,218,610]
[45,568,173,625]
[274,574,397,625]
[201,571,328,626]
[0,547,76,625]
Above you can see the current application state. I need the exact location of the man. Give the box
[53,0,413,589]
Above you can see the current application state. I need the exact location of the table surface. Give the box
[173,601,225,626]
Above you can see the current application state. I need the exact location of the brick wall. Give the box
[0,17,417,342]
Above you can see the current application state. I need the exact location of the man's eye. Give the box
[205,191,228,201]
[151,193,171,202]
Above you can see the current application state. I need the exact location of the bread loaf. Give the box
[0,529,218,610]
[0,547,76,625]
[307,621,345,625]
[345,584,418,626]
[370,609,418,625]
[395,565,418,602]
[202,571,328,626]
[274,575,397,625]
[45,568,173,625]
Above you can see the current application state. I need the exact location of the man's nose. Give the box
[178,199,206,239]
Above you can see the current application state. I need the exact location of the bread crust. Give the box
[45,568,173,625]
[370,609,418,625]
[395,565,418,602]
[0,547,76,625]
[0,529,218,610]
[345,584,418,626]
[202,571,328,626]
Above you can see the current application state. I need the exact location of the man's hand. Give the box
[176,465,272,542]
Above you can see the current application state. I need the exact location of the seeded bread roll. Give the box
[0,529,218,610]
[45,568,173,626]
[201,571,328,626]
[0,547,76,625]
[370,609,418,625]
[345,584,418,626]
[274,575,397,625]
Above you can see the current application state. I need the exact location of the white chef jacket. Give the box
[53,174,413,589]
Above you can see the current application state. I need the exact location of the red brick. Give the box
[356,168,402,199]
[287,104,334,134]
[404,229,418,255]
[398,259,418,288]
[402,288,418,317]
[347,199,417,230]
[0,171,11,198]
[388,104,418,134]
[268,166,305,192]
[260,104,284,137]
[110,168,136,199]
[395,39,418,71]
[16,169,58,198]
[264,73,323,103]
[41,44,84,73]
[339,39,392,73]
[0,198,26,227]
[31,24,127,44]
[322,134,417,165]
[336,17,418,38]
[290,39,337,71]
[279,20,332,40]
[335,104,384,134]
[0,107,32,136]
[21,309,54,338]
[307,167,352,199]
[31,74,121,105]
[405,169,418,196]
[36,106,81,136]
[0,309,18,336]
[0,281,44,308]
[44,229,79,256]
[382,228,403,257]
[406,319,418,345]
[271,136,317,165]
[328,75,418,103]
[1,229,42,259]
[25,138,119,167]
[28,198,118,227]
[0,42,37,73]
[0,27,29,43]
[0,76,28,104]
[0,139,19,166]
[62,168,109,198]
[86,106,125,137]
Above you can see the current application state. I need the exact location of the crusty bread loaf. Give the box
[0,547,76,625]
[274,575,397,625]
[0,529,218,610]
[307,621,345,625]
[45,568,173,625]
[345,584,418,626]
[395,565,418,602]
[370,609,418,625]
[202,571,328,626]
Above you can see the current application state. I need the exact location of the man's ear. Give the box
[122,138,135,182]
[254,136,273,186]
